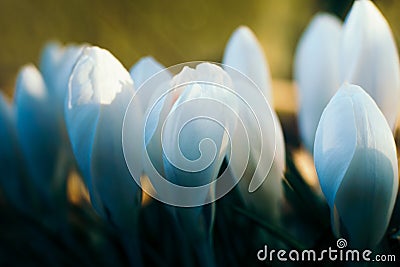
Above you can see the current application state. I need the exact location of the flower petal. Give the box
[39,42,64,85]
[223,26,273,104]
[314,85,358,208]
[66,46,141,230]
[223,26,285,220]
[40,42,85,129]
[129,56,165,89]
[129,57,172,177]
[314,83,398,248]
[294,13,342,152]
[162,63,237,205]
[341,0,400,130]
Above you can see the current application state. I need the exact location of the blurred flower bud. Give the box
[130,56,171,177]
[223,26,285,221]
[294,13,342,152]
[223,26,273,104]
[314,83,398,248]
[341,0,400,130]
[66,46,141,231]
[14,65,65,205]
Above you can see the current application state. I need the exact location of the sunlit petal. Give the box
[66,46,141,230]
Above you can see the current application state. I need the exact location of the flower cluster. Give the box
[295,0,399,249]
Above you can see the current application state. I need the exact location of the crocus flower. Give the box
[341,0,400,130]
[40,42,85,115]
[124,62,237,266]
[130,56,167,89]
[314,83,398,248]
[66,46,142,233]
[294,13,342,153]
[162,63,237,205]
[13,43,84,209]
[15,65,67,206]
[223,26,285,221]
[137,63,237,224]
[39,42,85,150]
[223,26,273,104]
[129,56,171,178]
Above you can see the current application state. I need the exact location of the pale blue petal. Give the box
[40,43,84,121]
[159,64,238,240]
[129,56,173,179]
[294,13,342,152]
[66,46,140,230]
[314,84,358,208]
[55,45,84,102]
[14,65,61,201]
[333,85,398,247]
[39,42,64,86]
[223,26,273,104]
[341,0,400,130]
[162,63,237,205]
[315,83,398,248]
[222,26,285,207]
[129,56,165,89]
[129,56,171,146]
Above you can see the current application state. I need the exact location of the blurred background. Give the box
[0,0,399,95]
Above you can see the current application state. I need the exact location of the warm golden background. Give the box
[0,0,399,95]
